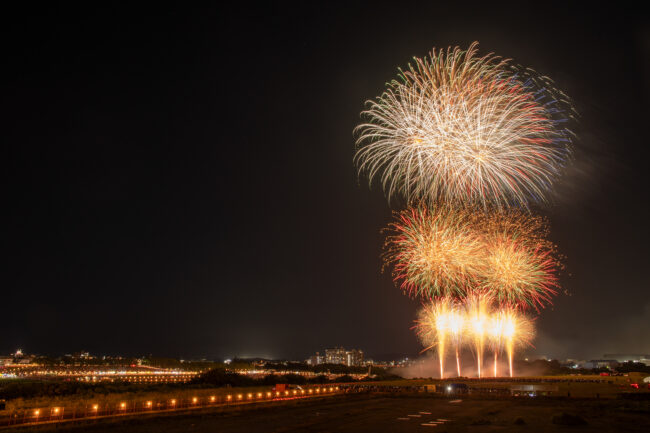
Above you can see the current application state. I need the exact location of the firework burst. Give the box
[477,210,559,310]
[384,205,485,298]
[355,42,573,207]
[385,205,560,308]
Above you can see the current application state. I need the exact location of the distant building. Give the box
[345,349,364,367]
[325,347,346,365]
[603,354,650,363]
[318,347,365,366]
[307,352,324,366]
[583,359,618,369]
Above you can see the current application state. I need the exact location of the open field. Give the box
[11,393,650,433]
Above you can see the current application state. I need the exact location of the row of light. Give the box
[29,387,340,418]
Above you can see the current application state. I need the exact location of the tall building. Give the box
[345,349,364,367]
[325,347,346,365]
[319,347,365,366]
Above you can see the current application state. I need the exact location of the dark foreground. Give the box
[16,394,650,433]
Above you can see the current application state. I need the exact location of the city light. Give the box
[0,383,343,428]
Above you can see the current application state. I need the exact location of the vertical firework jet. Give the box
[416,298,535,378]
[466,294,490,378]
[447,308,465,377]
[502,307,535,377]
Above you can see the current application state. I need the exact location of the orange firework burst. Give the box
[476,210,559,310]
[385,206,560,309]
[384,206,485,298]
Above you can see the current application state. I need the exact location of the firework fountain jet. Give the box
[447,309,464,377]
[467,295,489,378]
[416,298,535,378]
[488,311,505,377]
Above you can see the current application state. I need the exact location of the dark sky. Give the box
[2,4,649,361]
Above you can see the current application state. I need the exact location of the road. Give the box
[18,393,650,433]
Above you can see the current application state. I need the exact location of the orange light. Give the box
[210,396,216,402]
[192,397,198,404]
[292,390,297,395]
[335,386,339,390]
[53,408,60,414]
[257,393,262,398]
[92,404,98,411]
[237,394,242,400]
[266,392,272,397]
[227,395,232,400]
[146,401,152,407]
[120,402,126,409]
[275,392,280,397]
[34,410,40,416]
[170,399,176,405]
[329,387,333,391]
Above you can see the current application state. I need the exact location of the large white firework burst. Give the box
[354,42,573,207]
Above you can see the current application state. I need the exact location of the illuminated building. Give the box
[325,348,346,365]
[307,352,323,366]
[345,349,364,367]
[321,347,364,366]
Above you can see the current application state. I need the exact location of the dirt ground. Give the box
[17,393,650,433]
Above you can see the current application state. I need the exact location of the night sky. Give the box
[3,4,649,361]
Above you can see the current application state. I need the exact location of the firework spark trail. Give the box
[355,42,573,207]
